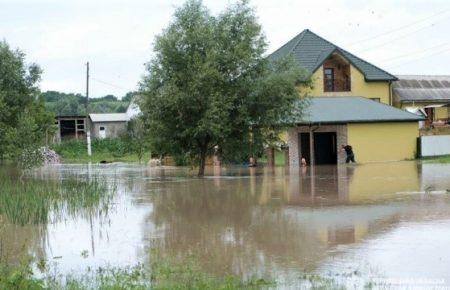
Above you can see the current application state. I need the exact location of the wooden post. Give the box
[265,147,275,167]
[309,127,315,166]
[284,146,289,166]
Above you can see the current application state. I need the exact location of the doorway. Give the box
[299,132,337,165]
[99,126,107,139]
[314,132,337,164]
[60,120,76,139]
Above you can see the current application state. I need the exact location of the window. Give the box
[370,98,381,102]
[324,68,334,92]
[100,126,105,130]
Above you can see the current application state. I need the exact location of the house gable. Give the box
[269,30,397,104]
[269,29,397,82]
[309,60,391,104]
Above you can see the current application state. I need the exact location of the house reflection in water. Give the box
[143,161,426,276]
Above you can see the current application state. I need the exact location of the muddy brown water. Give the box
[2,161,450,287]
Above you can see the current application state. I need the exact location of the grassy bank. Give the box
[51,138,150,163]
[421,155,450,164]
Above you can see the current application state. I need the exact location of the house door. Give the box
[314,132,337,164]
[99,126,106,139]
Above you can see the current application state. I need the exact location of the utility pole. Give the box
[86,62,92,157]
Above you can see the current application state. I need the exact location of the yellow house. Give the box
[268,29,424,165]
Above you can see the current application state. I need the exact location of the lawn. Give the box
[421,155,450,163]
[258,149,287,166]
[51,138,150,164]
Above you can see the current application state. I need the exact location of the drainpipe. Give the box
[389,80,393,106]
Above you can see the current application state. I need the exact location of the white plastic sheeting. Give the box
[420,135,450,157]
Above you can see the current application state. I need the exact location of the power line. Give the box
[379,41,450,63]
[386,46,450,69]
[91,77,129,91]
[355,14,450,54]
[345,7,450,47]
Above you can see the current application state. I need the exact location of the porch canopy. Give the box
[295,96,425,125]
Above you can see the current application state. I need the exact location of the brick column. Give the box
[287,127,299,166]
[265,147,275,166]
[284,147,289,166]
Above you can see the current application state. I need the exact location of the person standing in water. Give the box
[341,144,356,163]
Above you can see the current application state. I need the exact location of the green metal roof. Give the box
[269,29,397,81]
[296,97,424,124]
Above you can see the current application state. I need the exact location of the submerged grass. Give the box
[0,173,114,225]
[0,253,274,290]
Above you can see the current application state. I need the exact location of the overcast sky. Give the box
[1,0,449,98]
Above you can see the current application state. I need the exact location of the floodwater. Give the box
[2,161,450,288]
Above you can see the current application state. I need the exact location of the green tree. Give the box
[126,117,149,163]
[0,40,54,163]
[122,91,137,102]
[139,0,310,176]
[54,95,82,115]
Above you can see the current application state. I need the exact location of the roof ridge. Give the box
[267,30,306,58]
[289,29,308,54]
[301,29,397,81]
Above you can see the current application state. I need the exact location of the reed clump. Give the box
[0,174,114,225]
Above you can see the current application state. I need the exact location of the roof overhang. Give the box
[296,119,424,126]
[424,104,447,108]
[289,96,425,125]
[310,48,398,82]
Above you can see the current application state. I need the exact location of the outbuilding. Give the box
[287,97,424,165]
[89,113,129,139]
[88,98,142,139]
[393,75,450,127]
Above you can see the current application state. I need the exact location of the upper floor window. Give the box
[324,68,334,92]
[322,53,351,92]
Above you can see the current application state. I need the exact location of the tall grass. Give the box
[51,138,149,163]
[0,174,114,225]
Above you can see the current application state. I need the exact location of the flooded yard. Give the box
[1,161,450,288]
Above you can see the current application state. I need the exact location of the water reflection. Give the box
[1,161,450,285]
[141,162,450,280]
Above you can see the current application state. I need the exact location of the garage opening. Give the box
[60,120,76,139]
[299,132,337,165]
[314,132,337,164]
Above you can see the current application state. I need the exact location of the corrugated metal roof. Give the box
[295,97,424,124]
[393,75,450,103]
[89,113,129,122]
[268,29,397,81]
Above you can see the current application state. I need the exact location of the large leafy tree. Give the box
[140,0,310,176]
[0,40,54,162]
